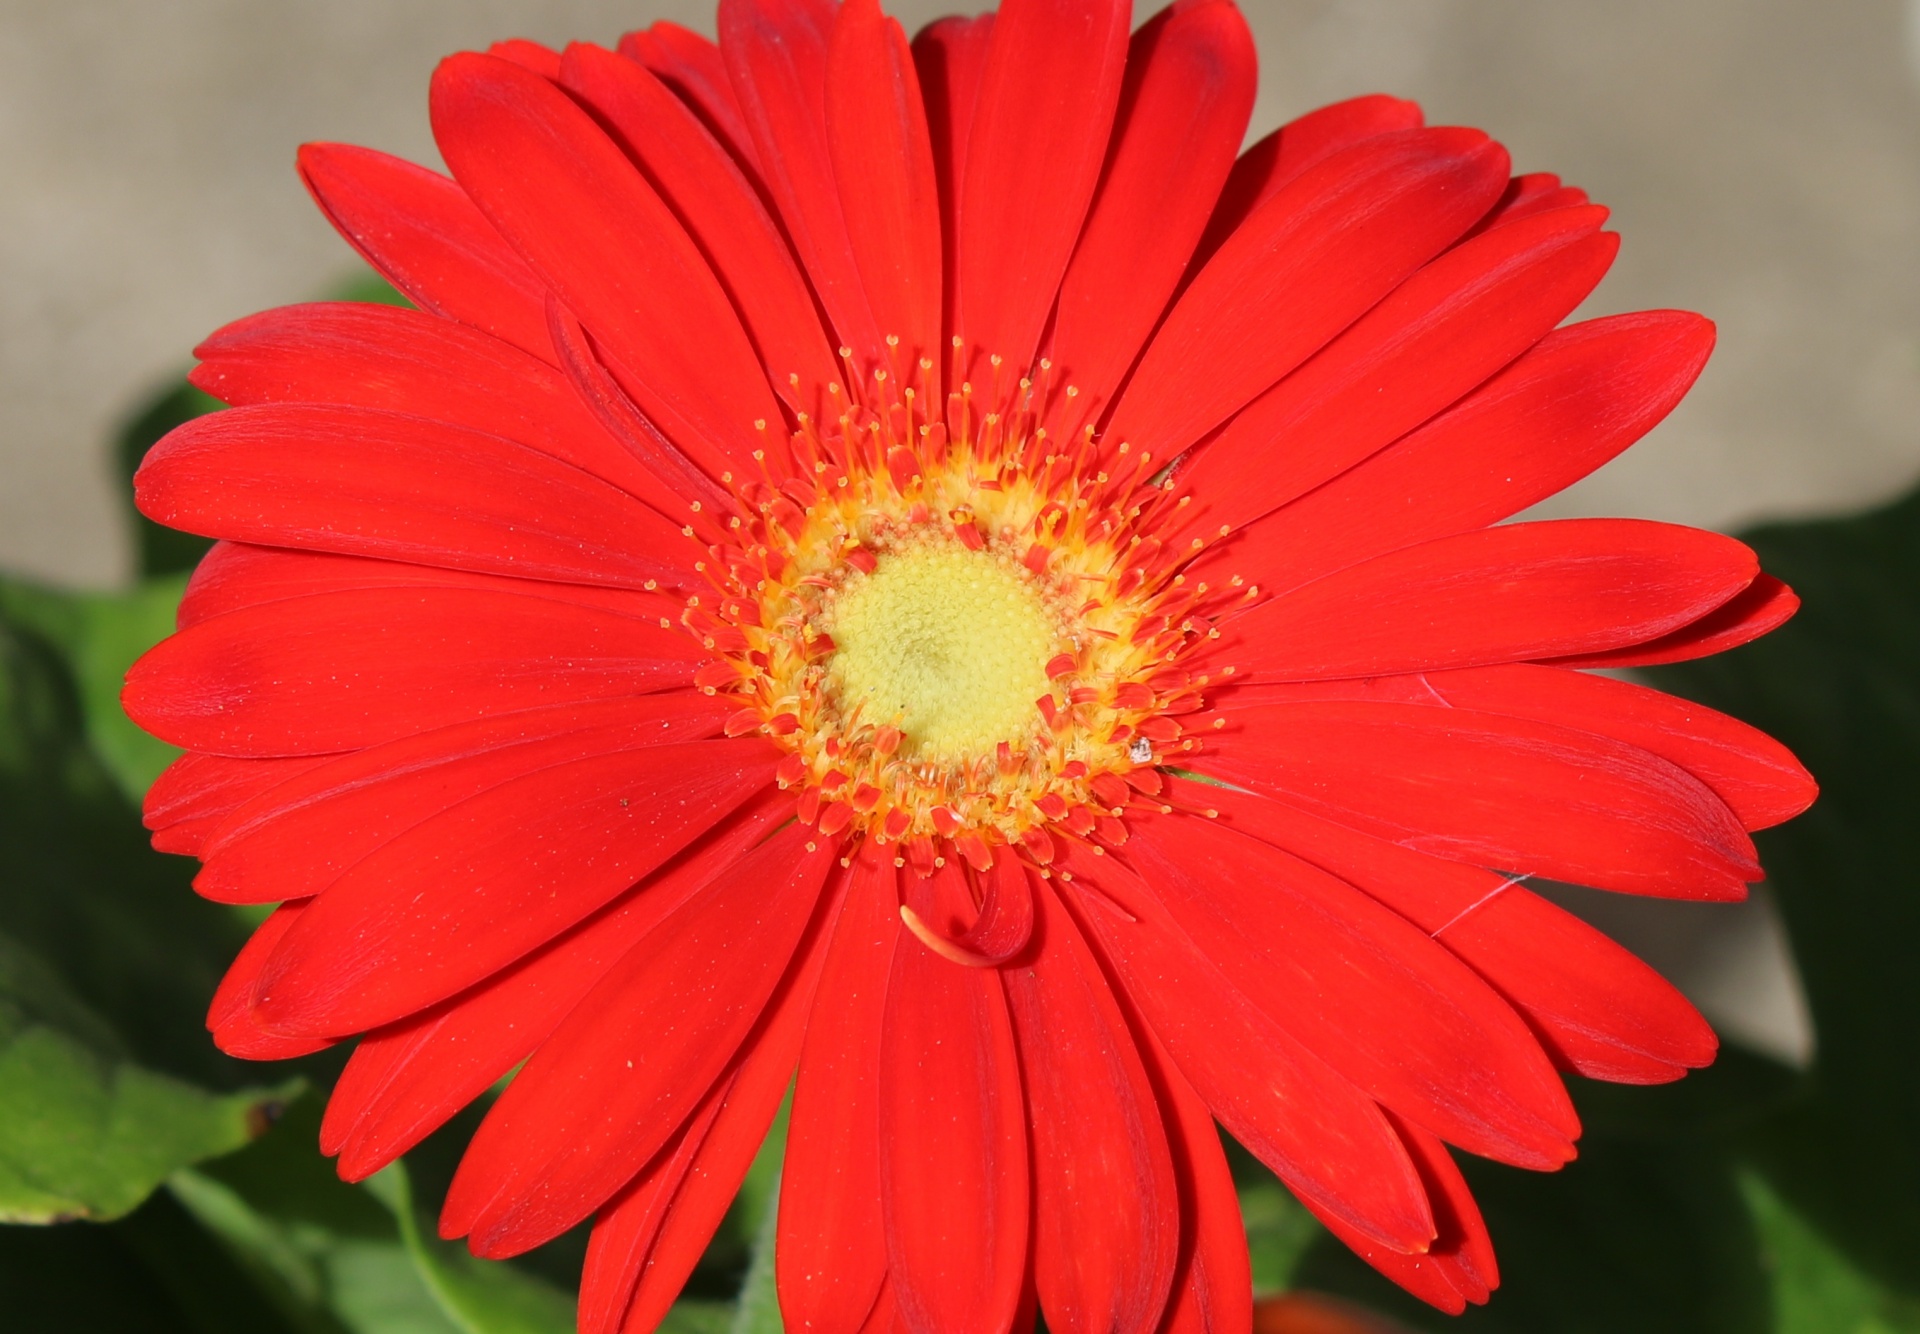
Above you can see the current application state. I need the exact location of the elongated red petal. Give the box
[1551,573,1799,668]
[431,52,781,478]
[1196,313,1717,595]
[1129,810,1578,1169]
[174,544,677,632]
[1195,94,1425,269]
[1108,128,1509,461]
[911,13,994,337]
[322,791,791,1180]
[956,0,1131,376]
[719,0,885,363]
[1165,776,1716,1085]
[576,862,843,1334]
[144,752,328,856]
[135,404,689,591]
[879,920,1029,1334]
[1204,698,1759,898]
[1058,848,1433,1253]
[1048,0,1256,426]
[442,825,832,1255]
[1300,1115,1497,1314]
[778,844,899,1334]
[557,43,841,405]
[190,302,679,513]
[250,740,777,1037]
[1132,1022,1252,1334]
[616,22,759,175]
[124,587,705,756]
[1425,664,1815,831]
[195,694,731,904]
[206,901,330,1060]
[827,0,944,372]
[296,143,556,362]
[1170,207,1617,544]
[1219,519,1760,680]
[1004,880,1180,1334]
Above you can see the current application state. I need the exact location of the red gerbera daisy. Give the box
[122,0,1817,1329]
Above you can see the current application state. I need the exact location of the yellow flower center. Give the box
[823,537,1062,763]
[683,345,1242,868]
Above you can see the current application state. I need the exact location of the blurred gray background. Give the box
[9,0,1917,1066]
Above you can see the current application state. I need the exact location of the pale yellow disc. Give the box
[824,542,1058,762]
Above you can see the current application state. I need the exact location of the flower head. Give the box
[125,0,1817,1329]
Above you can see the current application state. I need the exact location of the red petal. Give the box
[827,0,944,369]
[578,861,840,1333]
[1470,172,1594,238]
[616,22,759,175]
[911,13,994,339]
[1005,880,1180,1334]
[430,52,780,478]
[1218,519,1760,680]
[1169,207,1617,544]
[1195,94,1425,269]
[1551,572,1799,668]
[1426,664,1815,831]
[144,752,328,856]
[1166,775,1716,1086]
[777,843,899,1334]
[207,901,331,1060]
[441,825,832,1255]
[1131,1022,1252,1334]
[189,302,678,512]
[296,143,556,362]
[488,39,562,78]
[879,916,1030,1334]
[175,544,677,632]
[1129,811,1577,1169]
[135,404,689,591]
[1204,698,1759,899]
[321,791,790,1179]
[1107,128,1509,461]
[1058,847,1433,1253]
[250,740,777,1037]
[196,694,732,904]
[1047,0,1257,428]
[557,43,841,406]
[1300,1114,1497,1314]
[718,0,885,364]
[1194,312,1717,596]
[123,586,704,756]
[956,0,1131,376]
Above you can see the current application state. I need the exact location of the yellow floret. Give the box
[824,541,1059,762]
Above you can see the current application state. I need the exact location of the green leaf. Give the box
[0,591,252,1088]
[0,1187,306,1333]
[0,927,294,1223]
[362,1161,575,1334]
[1742,1172,1920,1334]
[169,1096,464,1334]
[0,575,188,802]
